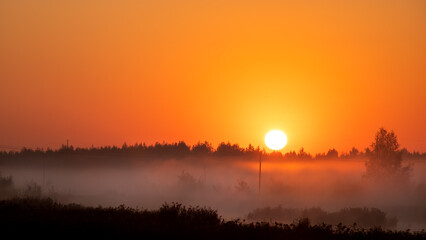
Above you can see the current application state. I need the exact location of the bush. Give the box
[0,198,424,239]
[0,173,16,199]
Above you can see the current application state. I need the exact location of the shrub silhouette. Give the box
[176,171,205,192]
[0,173,16,199]
[21,181,42,199]
[0,198,424,239]
[247,206,398,229]
[235,179,250,193]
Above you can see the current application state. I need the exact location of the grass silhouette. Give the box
[0,198,424,239]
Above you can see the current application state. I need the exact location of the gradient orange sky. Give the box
[1,0,425,153]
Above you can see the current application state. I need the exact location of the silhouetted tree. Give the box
[326,148,338,159]
[215,142,244,157]
[1,138,425,165]
[122,142,128,151]
[243,144,260,158]
[297,148,312,160]
[192,141,213,155]
[284,150,297,159]
[349,147,359,157]
[364,128,411,182]
[176,141,191,156]
[364,147,371,157]
[245,144,255,153]
[314,152,326,160]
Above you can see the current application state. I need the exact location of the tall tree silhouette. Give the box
[364,128,411,181]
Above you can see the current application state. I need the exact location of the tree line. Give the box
[0,138,425,162]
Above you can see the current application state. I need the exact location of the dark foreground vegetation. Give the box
[0,198,424,240]
[247,206,398,229]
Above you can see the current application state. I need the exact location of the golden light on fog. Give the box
[265,130,287,150]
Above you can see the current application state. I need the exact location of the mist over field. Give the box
[1,150,425,230]
[1,0,426,238]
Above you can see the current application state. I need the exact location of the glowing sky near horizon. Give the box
[0,0,425,153]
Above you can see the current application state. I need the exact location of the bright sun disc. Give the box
[265,130,287,150]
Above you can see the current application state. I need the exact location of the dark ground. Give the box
[0,198,425,240]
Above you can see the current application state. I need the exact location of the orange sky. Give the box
[0,0,425,153]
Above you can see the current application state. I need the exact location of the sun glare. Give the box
[265,130,287,150]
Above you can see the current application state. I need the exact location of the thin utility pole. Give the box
[259,151,262,193]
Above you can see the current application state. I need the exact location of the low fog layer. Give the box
[1,129,425,230]
[1,156,425,230]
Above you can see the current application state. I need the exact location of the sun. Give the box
[265,130,287,150]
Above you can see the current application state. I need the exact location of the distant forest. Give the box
[1,141,425,162]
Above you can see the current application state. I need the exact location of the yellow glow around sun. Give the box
[265,130,287,150]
